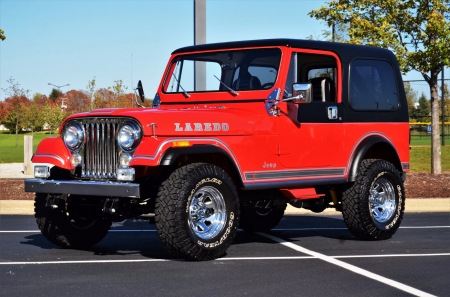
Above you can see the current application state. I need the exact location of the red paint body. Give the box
[32,41,409,199]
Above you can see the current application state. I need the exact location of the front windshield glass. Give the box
[163,48,282,94]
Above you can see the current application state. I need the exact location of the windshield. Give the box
[163,48,282,94]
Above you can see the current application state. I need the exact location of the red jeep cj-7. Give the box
[25,39,409,260]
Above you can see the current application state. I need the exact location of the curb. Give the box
[1,199,449,215]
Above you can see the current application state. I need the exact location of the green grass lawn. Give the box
[410,145,450,172]
[0,132,57,163]
[1,132,449,173]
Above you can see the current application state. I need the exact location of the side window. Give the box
[350,59,399,110]
[284,52,337,102]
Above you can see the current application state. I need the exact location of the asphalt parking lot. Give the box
[1,213,449,297]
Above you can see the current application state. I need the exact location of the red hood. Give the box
[65,107,261,136]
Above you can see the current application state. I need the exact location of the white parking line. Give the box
[257,232,437,297]
[0,253,449,265]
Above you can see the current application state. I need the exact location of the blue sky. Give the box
[0,0,430,101]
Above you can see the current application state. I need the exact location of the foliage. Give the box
[415,93,431,119]
[49,88,62,102]
[438,83,450,118]
[309,0,450,174]
[42,102,67,133]
[65,90,90,114]
[108,80,129,108]
[306,22,349,43]
[0,28,5,41]
[404,82,419,120]
[19,101,45,134]
[86,77,96,110]
[1,77,30,147]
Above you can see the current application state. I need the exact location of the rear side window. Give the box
[349,59,398,111]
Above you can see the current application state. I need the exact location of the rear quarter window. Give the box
[349,59,399,111]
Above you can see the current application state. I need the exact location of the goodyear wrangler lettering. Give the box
[175,123,229,132]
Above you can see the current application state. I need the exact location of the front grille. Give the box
[81,118,123,180]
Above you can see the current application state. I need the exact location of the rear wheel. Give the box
[155,163,239,261]
[342,159,405,240]
[35,193,111,249]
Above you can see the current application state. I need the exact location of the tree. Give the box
[19,101,44,135]
[307,21,349,43]
[0,28,5,41]
[1,77,30,147]
[42,102,67,133]
[416,93,431,120]
[65,90,90,114]
[87,77,96,110]
[108,80,128,108]
[438,83,450,119]
[404,82,419,120]
[309,0,450,174]
[49,88,62,102]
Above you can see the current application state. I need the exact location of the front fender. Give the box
[32,137,72,169]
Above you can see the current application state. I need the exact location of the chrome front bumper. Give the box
[24,179,140,198]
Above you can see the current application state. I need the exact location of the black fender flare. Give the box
[348,136,401,182]
[159,145,243,185]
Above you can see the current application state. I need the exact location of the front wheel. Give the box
[35,193,111,249]
[155,163,239,261]
[342,159,405,240]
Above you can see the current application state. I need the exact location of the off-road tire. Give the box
[155,163,239,261]
[342,159,405,240]
[239,198,286,232]
[35,193,112,249]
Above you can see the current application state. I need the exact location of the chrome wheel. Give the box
[188,186,227,240]
[369,177,396,223]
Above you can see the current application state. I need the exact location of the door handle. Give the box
[328,106,338,120]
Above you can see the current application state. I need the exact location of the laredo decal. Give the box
[175,123,229,132]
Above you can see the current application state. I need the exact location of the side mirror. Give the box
[291,83,312,104]
[137,80,145,103]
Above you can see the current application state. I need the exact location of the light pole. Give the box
[48,83,70,92]
[48,83,70,109]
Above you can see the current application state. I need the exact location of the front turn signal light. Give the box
[172,141,191,147]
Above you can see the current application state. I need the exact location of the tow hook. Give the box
[103,198,118,214]
[45,194,61,210]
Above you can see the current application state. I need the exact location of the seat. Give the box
[232,71,261,90]
[308,77,335,102]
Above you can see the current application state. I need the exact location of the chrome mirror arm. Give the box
[133,88,145,108]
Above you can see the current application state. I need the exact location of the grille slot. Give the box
[81,118,121,180]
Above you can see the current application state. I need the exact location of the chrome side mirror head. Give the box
[291,83,312,104]
[265,84,312,116]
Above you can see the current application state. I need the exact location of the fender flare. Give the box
[348,136,401,182]
[159,144,243,184]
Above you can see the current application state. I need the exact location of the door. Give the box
[278,50,345,169]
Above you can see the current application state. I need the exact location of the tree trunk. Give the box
[429,69,442,174]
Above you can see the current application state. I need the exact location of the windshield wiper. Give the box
[214,75,239,96]
[171,73,190,98]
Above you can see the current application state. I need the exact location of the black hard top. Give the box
[172,38,396,63]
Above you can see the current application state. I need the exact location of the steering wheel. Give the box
[261,82,274,89]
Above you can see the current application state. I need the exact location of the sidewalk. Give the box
[1,163,449,215]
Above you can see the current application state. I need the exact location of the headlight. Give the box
[63,122,84,150]
[118,122,141,151]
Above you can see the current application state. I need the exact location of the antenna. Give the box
[131,53,133,89]
[131,53,134,108]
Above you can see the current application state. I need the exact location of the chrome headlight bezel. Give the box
[62,121,84,151]
[117,121,141,151]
